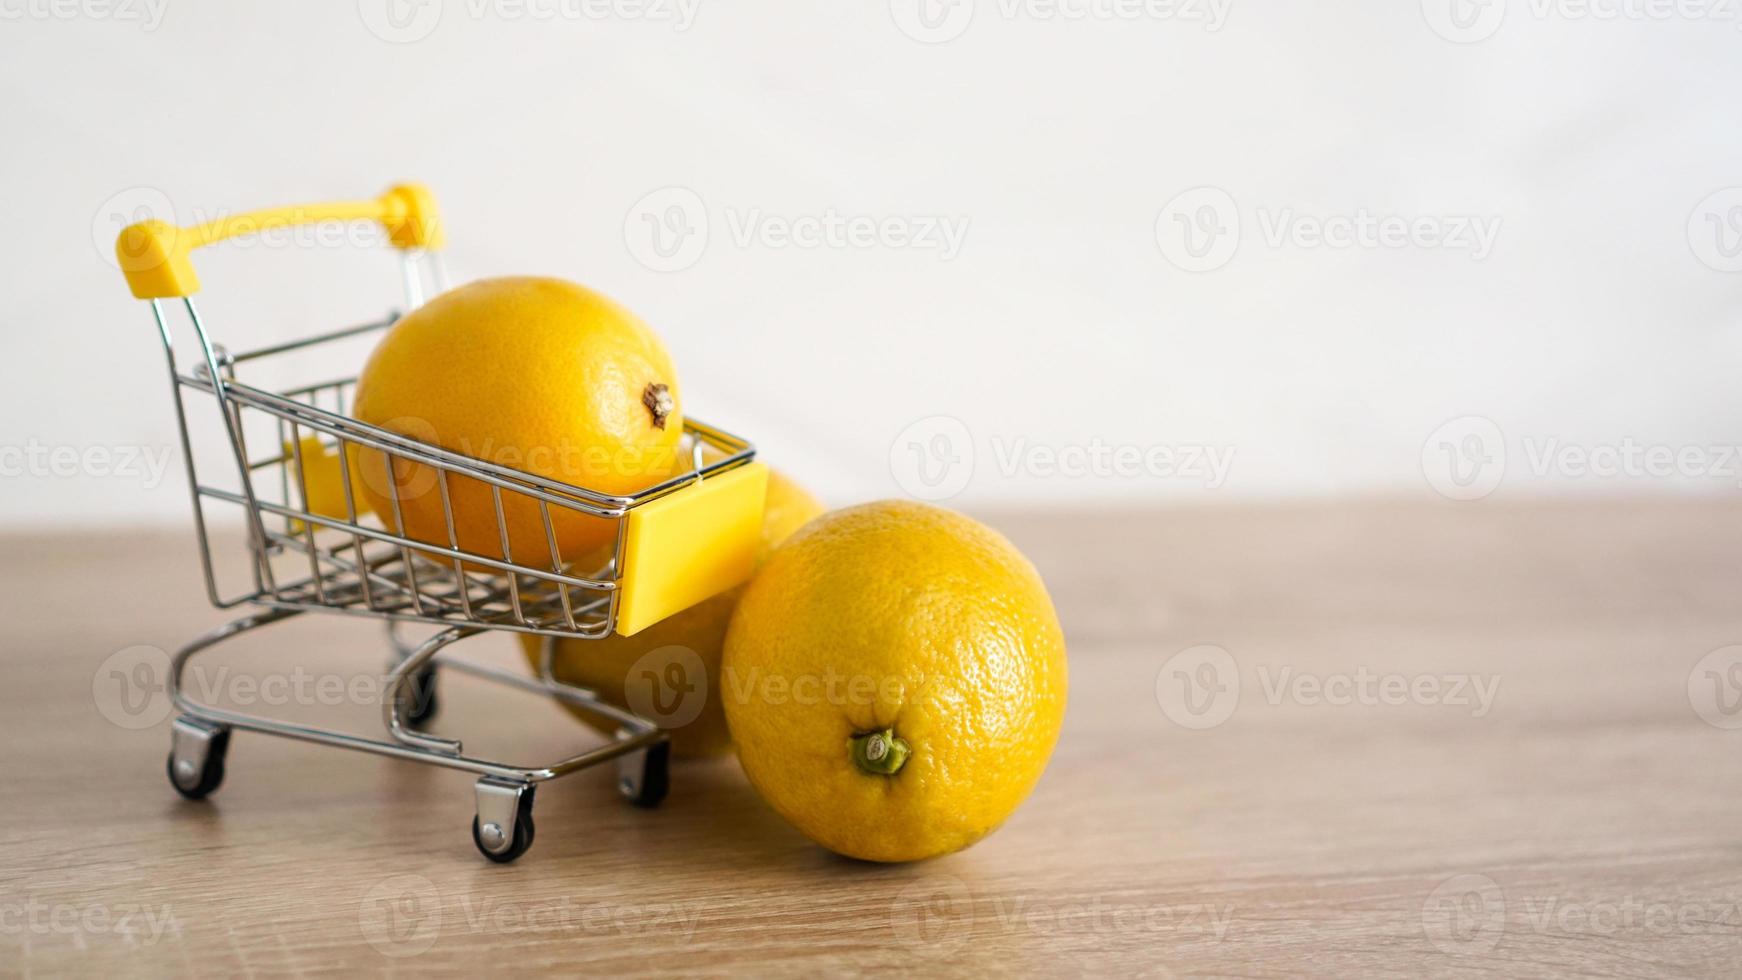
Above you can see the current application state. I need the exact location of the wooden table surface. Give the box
[4,501,1741,977]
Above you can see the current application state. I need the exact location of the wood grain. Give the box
[3,500,1741,976]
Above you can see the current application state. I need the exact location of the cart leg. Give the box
[387,623,441,727]
[471,777,536,863]
[167,716,231,800]
[404,660,440,727]
[616,735,670,809]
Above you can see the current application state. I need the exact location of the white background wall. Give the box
[4,1,1742,527]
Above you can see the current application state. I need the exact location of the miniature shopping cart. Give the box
[116,185,767,862]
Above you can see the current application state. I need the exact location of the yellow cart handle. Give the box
[116,184,443,299]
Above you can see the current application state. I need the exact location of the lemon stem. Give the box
[851,729,910,776]
[641,383,673,430]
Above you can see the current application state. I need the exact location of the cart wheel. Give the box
[471,786,535,863]
[471,813,534,864]
[618,740,670,809]
[167,723,230,801]
[404,661,439,726]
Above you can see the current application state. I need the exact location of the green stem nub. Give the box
[851,729,910,776]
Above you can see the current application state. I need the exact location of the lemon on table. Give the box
[349,276,683,568]
[517,470,824,757]
[722,500,1067,862]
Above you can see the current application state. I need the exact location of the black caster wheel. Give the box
[619,740,670,809]
[167,726,230,801]
[472,786,536,863]
[404,661,440,727]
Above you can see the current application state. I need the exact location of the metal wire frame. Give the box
[143,242,710,859]
[168,608,664,777]
[149,288,755,640]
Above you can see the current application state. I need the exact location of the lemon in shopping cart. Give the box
[349,276,683,568]
[722,500,1067,862]
[517,469,823,757]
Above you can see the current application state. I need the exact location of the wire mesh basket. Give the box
[170,316,762,639]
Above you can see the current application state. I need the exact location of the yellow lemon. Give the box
[518,470,824,757]
[349,276,683,569]
[282,436,349,535]
[722,500,1067,862]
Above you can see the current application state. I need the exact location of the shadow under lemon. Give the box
[517,470,824,757]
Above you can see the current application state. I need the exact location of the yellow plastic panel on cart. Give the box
[615,462,768,636]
